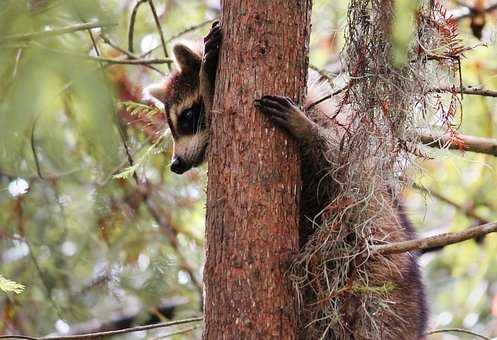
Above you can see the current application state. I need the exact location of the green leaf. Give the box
[121,101,161,118]
[0,274,25,294]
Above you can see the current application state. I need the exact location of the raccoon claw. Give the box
[255,96,293,128]
[255,95,315,142]
[254,95,295,121]
[203,21,222,76]
[204,22,221,54]
[204,21,221,43]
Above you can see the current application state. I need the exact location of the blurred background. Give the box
[0,0,497,339]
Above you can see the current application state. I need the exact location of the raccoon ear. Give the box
[172,43,201,73]
[142,82,166,111]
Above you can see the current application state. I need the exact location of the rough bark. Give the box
[203,1,312,339]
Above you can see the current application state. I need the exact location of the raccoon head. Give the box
[143,42,208,174]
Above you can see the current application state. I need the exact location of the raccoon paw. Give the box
[203,21,222,75]
[254,95,316,141]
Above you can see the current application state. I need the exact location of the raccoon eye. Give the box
[179,108,195,134]
[178,103,203,135]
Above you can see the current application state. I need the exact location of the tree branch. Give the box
[424,327,490,340]
[430,85,497,98]
[147,0,171,71]
[23,43,172,66]
[373,220,497,255]
[140,19,213,58]
[100,35,165,75]
[59,297,189,336]
[0,317,202,340]
[90,56,172,65]
[128,0,147,53]
[0,22,113,42]
[412,182,489,224]
[30,116,43,179]
[419,131,497,157]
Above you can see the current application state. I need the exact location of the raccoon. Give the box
[144,22,427,340]
[143,23,220,174]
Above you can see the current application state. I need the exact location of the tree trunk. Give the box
[203,1,312,339]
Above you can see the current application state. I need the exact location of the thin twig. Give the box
[25,241,64,320]
[424,327,490,339]
[128,0,147,53]
[140,19,213,58]
[307,85,348,110]
[373,220,497,255]
[412,182,489,223]
[147,0,171,71]
[98,35,165,75]
[60,297,189,335]
[30,116,43,179]
[430,86,497,98]
[0,317,202,340]
[90,56,172,65]
[419,131,497,157]
[0,22,112,42]
[102,35,135,58]
[22,41,172,66]
[86,28,101,57]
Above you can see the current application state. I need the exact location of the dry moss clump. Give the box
[291,1,465,338]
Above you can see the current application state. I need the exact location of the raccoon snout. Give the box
[171,156,190,174]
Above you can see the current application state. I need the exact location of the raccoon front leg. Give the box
[200,21,222,115]
[254,95,319,144]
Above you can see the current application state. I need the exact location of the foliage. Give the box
[0,275,25,295]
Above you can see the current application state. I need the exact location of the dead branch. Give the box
[147,0,171,71]
[373,220,497,255]
[128,0,147,53]
[0,317,202,340]
[100,35,165,75]
[0,22,113,42]
[22,42,172,66]
[424,327,490,339]
[59,297,189,336]
[420,131,497,156]
[431,86,497,98]
[91,56,172,65]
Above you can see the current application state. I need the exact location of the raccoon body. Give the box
[144,22,427,340]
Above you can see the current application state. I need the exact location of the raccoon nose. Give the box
[171,156,189,174]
